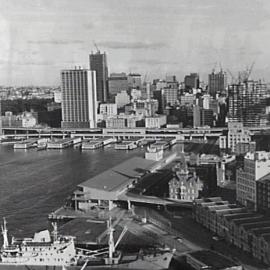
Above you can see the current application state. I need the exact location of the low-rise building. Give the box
[235,141,256,155]
[115,90,130,108]
[236,151,270,209]
[99,103,118,118]
[186,250,242,270]
[169,154,203,201]
[72,157,155,211]
[22,112,37,127]
[145,115,167,128]
[227,122,251,153]
[193,197,270,264]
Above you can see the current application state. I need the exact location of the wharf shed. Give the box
[73,157,156,211]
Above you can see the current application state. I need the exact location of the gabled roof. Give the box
[79,157,155,192]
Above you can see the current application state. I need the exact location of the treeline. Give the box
[1,98,53,115]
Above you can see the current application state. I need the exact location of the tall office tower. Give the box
[228,80,268,127]
[61,68,97,129]
[153,90,164,113]
[208,70,227,97]
[108,73,128,98]
[89,51,108,103]
[184,73,200,90]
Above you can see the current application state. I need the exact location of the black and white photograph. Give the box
[0,0,270,269]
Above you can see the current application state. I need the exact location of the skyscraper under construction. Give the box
[228,80,268,127]
[89,51,108,103]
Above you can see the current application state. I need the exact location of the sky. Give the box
[0,0,270,86]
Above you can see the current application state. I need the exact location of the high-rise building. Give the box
[184,73,200,90]
[108,73,128,98]
[61,68,97,129]
[208,70,227,97]
[153,90,164,113]
[228,81,268,127]
[89,51,108,103]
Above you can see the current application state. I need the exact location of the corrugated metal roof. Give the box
[79,157,155,192]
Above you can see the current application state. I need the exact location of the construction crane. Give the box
[226,69,237,84]
[93,41,100,53]
[246,61,255,81]
[238,61,255,83]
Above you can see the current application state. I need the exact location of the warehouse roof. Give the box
[251,227,270,237]
[241,219,270,230]
[223,212,251,221]
[232,215,263,226]
[79,157,155,192]
[187,250,238,269]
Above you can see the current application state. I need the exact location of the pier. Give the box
[13,138,38,149]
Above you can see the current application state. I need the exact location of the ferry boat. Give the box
[0,218,174,269]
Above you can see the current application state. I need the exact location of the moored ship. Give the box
[0,218,174,269]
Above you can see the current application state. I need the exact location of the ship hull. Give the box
[0,252,173,270]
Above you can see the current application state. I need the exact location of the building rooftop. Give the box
[223,212,251,222]
[215,207,244,215]
[232,215,264,226]
[194,197,223,204]
[245,151,270,161]
[187,250,239,269]
[79,157,155,192]
[257,172,270,183]
[241,219,270,231]
[251,227,270,237]
[202,201,229,207]
[208,204,234,212]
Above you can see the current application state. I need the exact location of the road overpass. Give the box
[2,125,270,141]
[1,126,224,140]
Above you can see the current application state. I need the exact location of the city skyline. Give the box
[1,0,270,86]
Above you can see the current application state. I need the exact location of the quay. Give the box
[13,138,38,149]
[82,137,116,150]
[47,137,81,149]
[115,138,143,150]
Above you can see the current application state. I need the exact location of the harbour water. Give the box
[0,145,147,237]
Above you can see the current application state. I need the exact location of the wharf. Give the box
[47,137,81,149]
[81,139,103,150]
[115,138,143,150]
[13,139,38,149]
[81,137,116,150]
